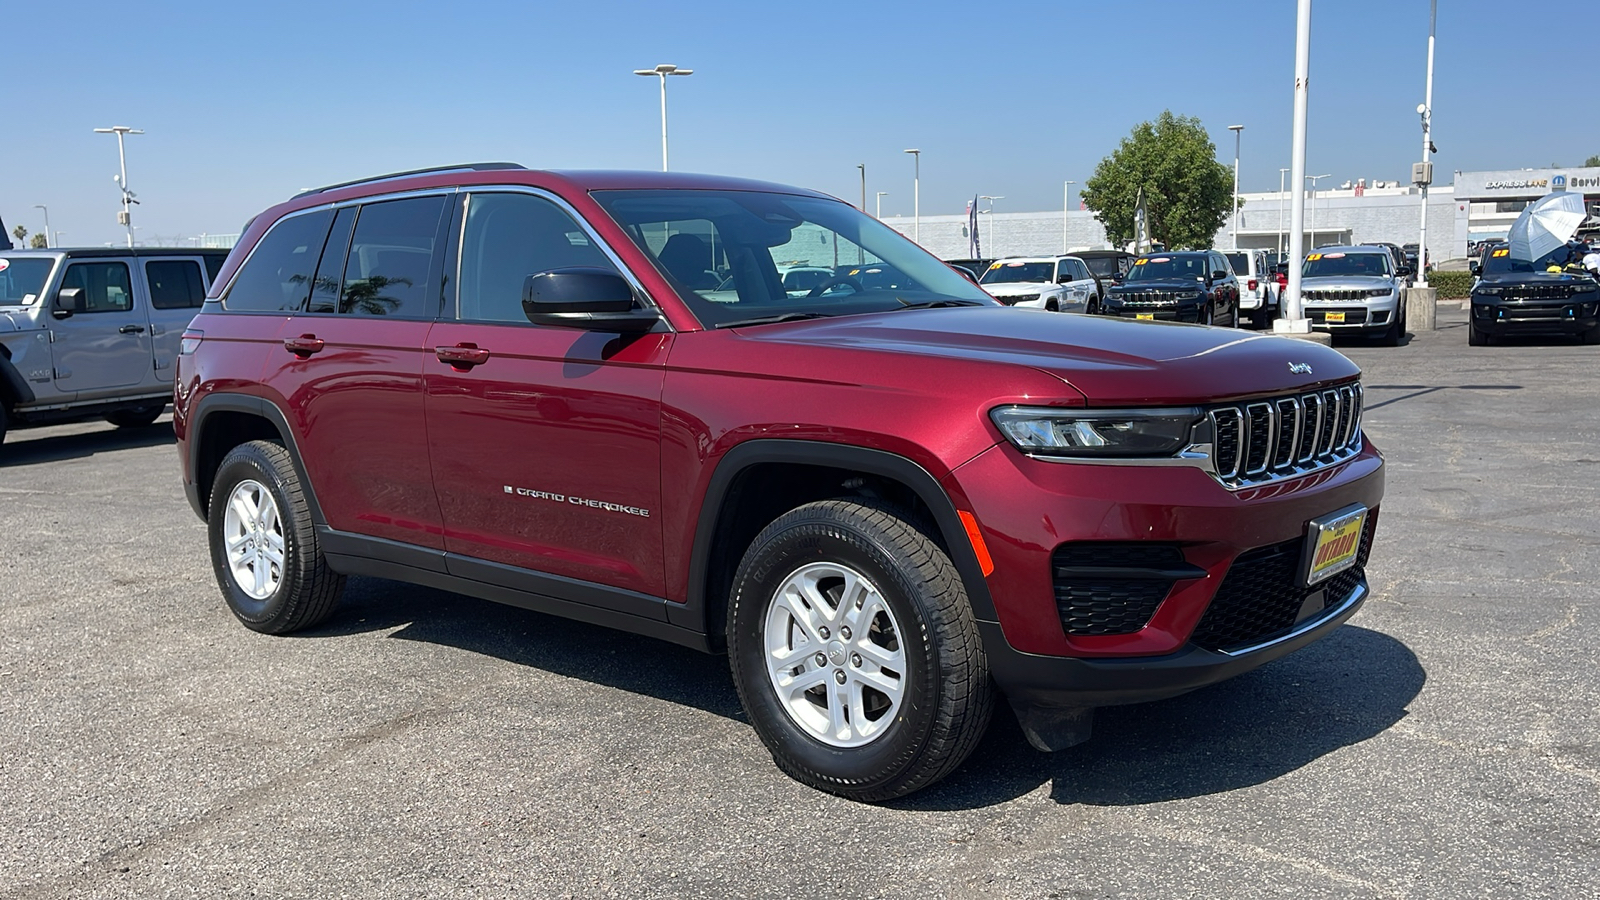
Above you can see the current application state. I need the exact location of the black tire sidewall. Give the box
[207,443,303,630]
[730,511,944,794]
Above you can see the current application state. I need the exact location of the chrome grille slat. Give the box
[1205,381,1364,489]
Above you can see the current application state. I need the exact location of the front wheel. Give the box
[208,440,345,634]
[727,499,994,801]
[1468,325,1490,346]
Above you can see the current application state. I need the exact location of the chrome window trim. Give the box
[451,184,668,329]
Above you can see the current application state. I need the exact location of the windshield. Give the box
[1224,252,1250,276]
[592,190,992,327]
[0,257,55,304]
[1302,252,1391,278]
[980,261,1055,284]
[1481,245,1569,275]
[1126,255,1208,282]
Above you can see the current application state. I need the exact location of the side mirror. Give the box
[1468,261,1481,276]
[522,268,658,333]
[1210,270,1229,283]
[949,265,979,285]
[1398,265,1415,277]
[53,287,84,319]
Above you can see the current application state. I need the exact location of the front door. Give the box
[50,259,153,398]
[424,190,669,597]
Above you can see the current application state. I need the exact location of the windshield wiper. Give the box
[719,312,837,328]
[891,299,987,310]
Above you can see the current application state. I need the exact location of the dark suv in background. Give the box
[1469,242,1600,345]
[175,164,1382,801]
[1100,250,1240,325]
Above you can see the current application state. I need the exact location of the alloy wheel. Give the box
[222,479,285,600]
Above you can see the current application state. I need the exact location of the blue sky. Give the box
[1,0,1590,246]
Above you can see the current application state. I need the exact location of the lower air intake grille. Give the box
[1051,543,1202,636]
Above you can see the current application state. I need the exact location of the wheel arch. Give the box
[189,393,324,525]
[0,346,36,411]
[675,439,999,649]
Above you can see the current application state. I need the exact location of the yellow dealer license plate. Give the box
[1324,311,1346,323]
[1303,504,1367,585]
[1136,313,1155,320]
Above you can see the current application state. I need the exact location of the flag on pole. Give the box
[967,195,982,258]
[1132,188,1151,254]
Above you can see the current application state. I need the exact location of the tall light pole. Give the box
[857,164,866,211]
[1277,167,1290,259]
[1062,180,1076,253]
[1229,125,1244,249]
[904,149,921,244]
[980,195,1003,258]
[875,191,888,220]
[93,125,143,249]
[1281,0,1312,329]
[1416,0,1437,287]
[1306,173,1331,246]
[33,205,50,248]
[633,64,693,171]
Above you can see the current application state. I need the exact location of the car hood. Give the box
[1109,280,1205,293]
[1476,271,1598,287]
[1302,276,1396,290]
[980,282,1054,296]
[737,307,1360,406]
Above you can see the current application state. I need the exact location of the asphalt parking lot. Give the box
[2,305,1596,899]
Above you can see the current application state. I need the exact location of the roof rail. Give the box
[292,162,527,199]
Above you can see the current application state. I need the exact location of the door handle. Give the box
[119,324,146,334]
[283,335,325,357]
[436,344,491,369]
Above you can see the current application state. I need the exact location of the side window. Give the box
[308,206,357,314]
[458,192,619,324]
[60,262,134,313]
[1072,260,1090,281]
[146,260,207,310]
[339,196,447,317]
[223,210,334,312]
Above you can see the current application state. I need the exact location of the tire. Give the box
[1200,303,1214,326]
[0,404,8,452]
[1251,303,1270,330]
[1468,325,1489,346]
[105,404,164,428]
[1086,296,1099,315]
[1046,298,1059,312]
[1380,310,1403,346]
[1581,324,1600,345]
[727,499,994,802]
[207,440,344,634]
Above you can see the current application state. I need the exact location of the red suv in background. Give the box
[174,164,1383,801]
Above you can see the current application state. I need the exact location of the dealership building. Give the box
[883,165,1600,263]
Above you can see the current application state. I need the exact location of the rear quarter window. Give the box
[222,210,334,312]
[147,260,208,310]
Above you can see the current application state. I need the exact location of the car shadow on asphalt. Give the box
[899,625,1425,810]
[0,422,174,467]
[314,578,1422,810]
[308,576,746,720]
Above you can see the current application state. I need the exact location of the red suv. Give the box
[174,164,1383,801]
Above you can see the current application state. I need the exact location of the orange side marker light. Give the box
[957,510,995,576]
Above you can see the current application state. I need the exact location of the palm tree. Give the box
[10,224,27,246]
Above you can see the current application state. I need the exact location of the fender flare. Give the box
[188,392,325,525]
[0,352,36,408]
[671,438,999,637]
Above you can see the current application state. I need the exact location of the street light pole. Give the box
[1416,0,1437,287]
[904,149,921,244]
[1062,180,1075,254]
[1281,0,1313,329]
[633,64,693,171]
[93,125,143,249]
[33,205,50,248]
[857,164,866,211]
[1306,173,1331,246]
[875,191,888,220]
[1229,125,1244,249]
[980,195,1003,258]
[1278,167,1290,258]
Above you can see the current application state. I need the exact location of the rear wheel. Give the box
[727,499,994,801]
[1086,295,1099,315]
[105,404,164,428]
[208,440,344,634]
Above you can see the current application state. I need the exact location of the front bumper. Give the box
[1304,303,1395,332]
[1102,300,1204,322]
[1472,296,1599,335]
[946,439,1384,712]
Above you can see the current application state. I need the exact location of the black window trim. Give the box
[447,184,670,330]
[144,258,209,310]
[61,259,136,314]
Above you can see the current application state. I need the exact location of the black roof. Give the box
[3,247,229,259]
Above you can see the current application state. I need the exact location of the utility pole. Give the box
[904,149,921,244]
[93,126,143,248]
[1229,125,1244,249]
[875,191,888,220]
[857,164,866,211]
[980,196,1004,259]
[633,64,693,171]
[1280,0,1313,331]
[1415,0,1437,286]
[1062,180,1075,254]
[33,205,50,248]
[1278,168,1290,258]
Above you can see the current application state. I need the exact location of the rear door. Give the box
[49,257,154,399]
[144,257,209,382]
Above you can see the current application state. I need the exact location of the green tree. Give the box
[1081,111,1238,250]
[29,233,48,249]
[10,224,26,245]
[1585,154,1600,167]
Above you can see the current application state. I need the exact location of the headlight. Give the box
[1179,290,1204,300]
[1366,288,1392,297]
[991,406,1202,458]
[1475,285,1504,296]
[1574,282,1598,294]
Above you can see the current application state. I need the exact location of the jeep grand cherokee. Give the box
[174,164,1383,801]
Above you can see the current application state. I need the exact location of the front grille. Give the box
[1189,514,1376,652]
[1303,289,1374,302]
[998,293,1041,306]
[1118,291,1182,306]
[1207,383,1363,487]
[1503,284,1578,301]
[1052,543,1203,636]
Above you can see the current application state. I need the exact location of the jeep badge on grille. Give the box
[1288,362,1313,375]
